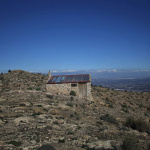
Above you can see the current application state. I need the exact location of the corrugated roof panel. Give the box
[47,74,90,84]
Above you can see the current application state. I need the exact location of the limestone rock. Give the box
[0,98,6,101]
[21,102,31,106]
[58,104,69,111]
[87,140,114,150]
[14,116,35,125]
[0,119,4,124]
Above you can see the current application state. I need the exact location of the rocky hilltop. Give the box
[0,70,150,150]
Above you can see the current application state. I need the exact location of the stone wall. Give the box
[46,83,70,95]
[87,82,93,100]
[46,82,93,100]
[46,83,79,96]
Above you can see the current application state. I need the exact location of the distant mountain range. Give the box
[49,70,150,92]
[49,69,150,79]
[1,69,150,92]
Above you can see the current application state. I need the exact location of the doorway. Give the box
[78,83,87,98]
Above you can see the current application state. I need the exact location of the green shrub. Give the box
[19,103,26,107]
[70,113,75,117]
[32,112,42,116]
[125,117,150,133]
[0,75,4,80]
[36,105,43,107]
[70,91,76,96]
[80,103,85,109]
[144,112,149,117]
[37,144,56,150]
[125,117,136,130]
[135,118,149,132]
[46,94,53,99]
[121,135,140,150]
[35,87,41,91]
[70,96,74,101]
[108,103,114,108]
[147,107,150,111]
[105,97,109,101]
[27,87,32,90]
[66,102,73,107]
[0,116,4,120]
[7,141,22,147]
[100,114,118,124]
[121,108,129,113]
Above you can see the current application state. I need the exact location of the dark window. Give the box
[56,76,62,82]
[52,77,57,82]
[71,83,77,87]
[60,76,65,82]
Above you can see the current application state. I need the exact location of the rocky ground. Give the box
[0,70,150,150]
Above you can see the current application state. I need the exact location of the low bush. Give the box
[0,75,4,80]
[32,112,42,116]
[125,117,150,133]
[19,103,26,106]
[7,141,22,147]
[70,91,76,96]
[37,144,56,150]
[147,107,150,111]
[66,102,73,107]
[0,116,4,120]
[70,96,74,101]
[36,105,43,107]
[27,87,32,90]
[121,135,140,150]
[70,113,75,118]
[100,114,118,124]
[125,117,136,129]
[80,103,85,109]
[121,107,129,113]
[136,119,149,132]
[46,94,53,99]
[35,87,41,91]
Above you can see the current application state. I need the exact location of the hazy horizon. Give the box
[1,69,150,79]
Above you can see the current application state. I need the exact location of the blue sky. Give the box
[0,0,150,73]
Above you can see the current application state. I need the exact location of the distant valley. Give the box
[48,70,150,93]
[92,77,150,92]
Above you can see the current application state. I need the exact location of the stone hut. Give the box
[46,72,92,100]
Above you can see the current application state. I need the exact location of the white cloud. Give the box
[61,70,77,72]
[51,70,59,73]
[50,70,78,73]
[96,69,117,73]
[29,71,41,73]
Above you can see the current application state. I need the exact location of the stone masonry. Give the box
[46,73,93,100]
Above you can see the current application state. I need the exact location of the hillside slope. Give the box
[0,70,48,92]
[0,70,150,150]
